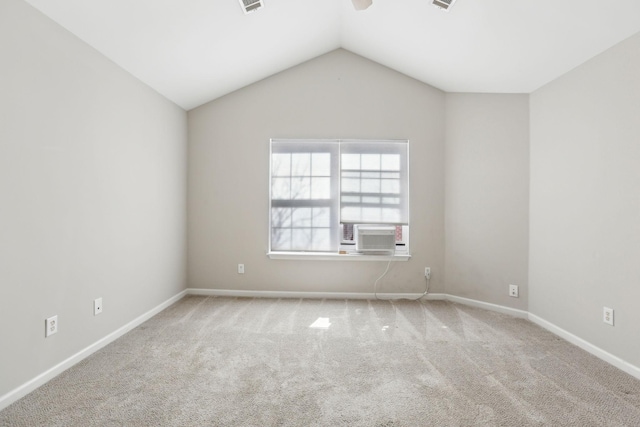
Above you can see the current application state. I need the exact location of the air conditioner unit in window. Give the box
[355,225,396,255]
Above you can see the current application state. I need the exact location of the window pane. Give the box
[381,179,400,194]
[271,228,291,251]
[338,140,408,226]
[342,178,360,193]
[362,179,380,193]
[312,153,331,176]
[313,207,330,227]
[341,206,361,220]
[362,207,380,222]
[362,196,380,204]
[311,229,331,251]
[382,197,400,205]
[382,208,401,223]
[292,229,312,250]
[292,208,312,227]
[272,178,290,199]
[291,177,311,199]
[271,208,291,227]
[270,139,341,253]
[311,177,330,199]
[272,153,291,176]
[361,154,380,170]
[342,154,360,170]
[381,172,400,179]
[381,154,400,171]
[291,153,311,176]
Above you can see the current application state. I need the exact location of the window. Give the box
[269,139,409,255]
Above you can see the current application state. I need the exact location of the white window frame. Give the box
[268,139,411,261]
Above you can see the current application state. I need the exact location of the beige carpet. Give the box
[1,296,639,426]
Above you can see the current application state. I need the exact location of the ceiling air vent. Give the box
[238,0,263,14]
[352,0,373,10]
[432,0,457,12]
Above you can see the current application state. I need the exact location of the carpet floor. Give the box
[1,296,639,426]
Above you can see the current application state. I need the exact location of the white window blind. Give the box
[270,139,408,253]
[340,140,409,225]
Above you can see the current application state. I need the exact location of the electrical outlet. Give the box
[45,315,58,337]
[603,307,614,326]
[94,297,103,316]
[509,284,519,298]
[238,264,245,274]
[424,267,431,279]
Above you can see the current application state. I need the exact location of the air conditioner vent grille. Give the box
[355,226,396,255]
[432,0,457,11]
[239,0,263,14]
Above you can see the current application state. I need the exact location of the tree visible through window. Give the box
[269,139,409,253]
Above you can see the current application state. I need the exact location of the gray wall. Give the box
[530,32,640,367]
[188,49,446,295]
[0,0,187,397]
[445,94,530,310]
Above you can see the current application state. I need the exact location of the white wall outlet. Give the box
[424,267,431,279]
[45,315,58,337]
[603,307,614,326]
[238,264,245,274]
[509,284,519,298]
[94,297,103,316]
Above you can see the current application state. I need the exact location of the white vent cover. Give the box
[239,0,263,14]
[355,226,396,255]
[432,0,457,12]
[352,0,373,11]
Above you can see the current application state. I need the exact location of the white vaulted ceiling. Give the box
[22,0,640,110]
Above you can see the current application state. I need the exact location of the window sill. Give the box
[267,251,411,261]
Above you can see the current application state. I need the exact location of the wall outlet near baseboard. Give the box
[603,307,614,326]
[238,264,245,274]
[94,298,103,316]
[509,284,519,298]
[424,267,431,279]
[45,315,58,337]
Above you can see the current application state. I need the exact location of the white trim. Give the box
[267,252,411,261]
[186,289,515,317]
[193,290,525,318]
[422,292,447,300]
[528,313,640,381]
[445,294,529,319]
[0,290,187,412]
[187,288,426,300]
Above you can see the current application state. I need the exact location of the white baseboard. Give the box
[423,292,447,300]
[187,289,523,318]
[0,290,188,412]
[528,313,640,381]
[187,288,438,301]
[446,294,529,319]
[187,289,512,314]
